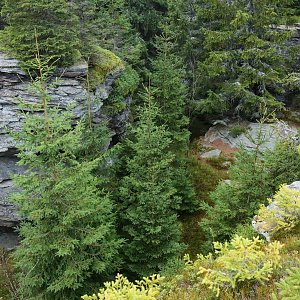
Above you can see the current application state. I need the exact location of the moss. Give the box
[0,249,16,300]
[229,123,248,138]
[88,46,124,89]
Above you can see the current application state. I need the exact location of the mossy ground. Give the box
[0,249,14,300]
[180,142,229,258]
[0,268,10,299]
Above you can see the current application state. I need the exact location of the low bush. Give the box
[255,185,300,239]
[81,274,163,300]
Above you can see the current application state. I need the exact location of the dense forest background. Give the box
[0,0,299,299]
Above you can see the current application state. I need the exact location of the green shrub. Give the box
[256,185,300,238]
[273,261,300,300]
[0,0,80,69]
[229,124,247,138]
[232,223,259,240]
[104,65,140,115]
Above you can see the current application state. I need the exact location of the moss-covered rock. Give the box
[88,47,124,89]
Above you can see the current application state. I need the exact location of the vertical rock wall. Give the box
[0,52,126,227]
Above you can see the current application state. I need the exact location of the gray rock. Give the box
[200,149,222,159]
[0,227,20,250]
[56,61,88,78]
[224,180,232,185]
[0,53,26,75]
[0,157,24,227]
[204,121,298,153]
[0,52,128,227]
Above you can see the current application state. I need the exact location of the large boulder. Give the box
[204,121,298,154]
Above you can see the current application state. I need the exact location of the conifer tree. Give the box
[264,138,300,190]
[11,59,122,299]
[126,0,168,42]
[200,132,300,249]
[119,89,184,277]
[0,0,5,30]
[195,0,295,117]
[68,0,141,64]
[200,148,273,249]
[165,0,202,104]
[67,0,98,56]
[152,34,189,148]
[151,32,198,212]
[1,0,80,68]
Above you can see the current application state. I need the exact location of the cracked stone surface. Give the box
[0,52,129,228]
[204,121,299,153]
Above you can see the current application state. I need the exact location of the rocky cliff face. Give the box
[0,52,127,227]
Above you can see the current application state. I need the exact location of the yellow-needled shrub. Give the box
[81,274,163,300]
[188,236,283,297]
[256,185,300,237]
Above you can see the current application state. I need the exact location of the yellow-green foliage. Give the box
[81,274,163,300]
[88,46,124,88]
[190,236,283,297]
[256,185,300,236]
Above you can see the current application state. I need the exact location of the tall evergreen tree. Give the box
[68,0,140,62]
[126,0,168,42]
[67,0,98,56]
[200,148,273,250]
[151,32,198,212]
[165,0,203,105]
[0,0,5,30]
[0,0,80,69]
[11,62,122,299]
[152,34,189,148]
[119,89,184,277]
[194,0,296,117]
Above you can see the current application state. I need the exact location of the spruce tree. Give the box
[119,89,184,277]
[67,0,98,56]
[200,148,273,249]
[1,0,80,68]
[126,0,168,42]
[165,0,203,104]
[195,0,295,117]
[151,32,198,212]
[264,138,300,190]
[11,61,122,299]
[152,33,189,148]
[0,0,5,30]
[68,0,141,64]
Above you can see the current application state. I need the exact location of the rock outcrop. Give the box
[0,52,127,227]
[203,121,298,155]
